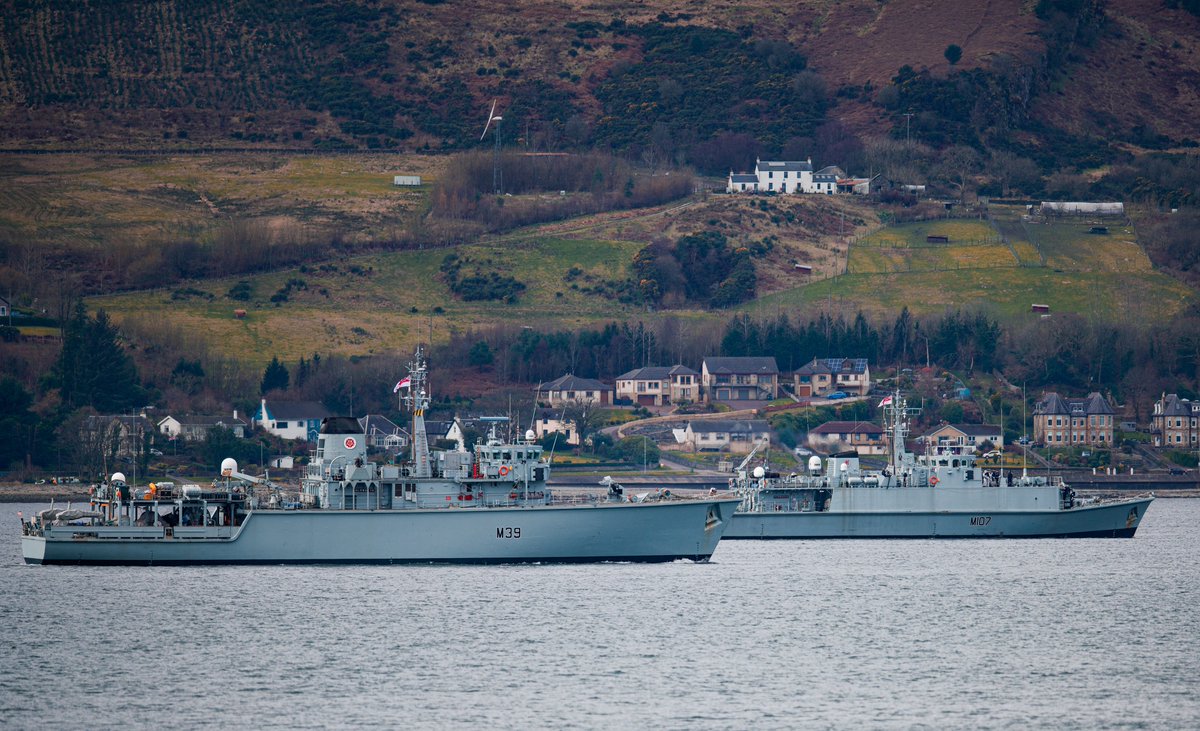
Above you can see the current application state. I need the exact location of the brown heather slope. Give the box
[2,0,1198,149]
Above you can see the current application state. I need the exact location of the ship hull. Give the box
[725,497,1152,539]
[23,499,739,565]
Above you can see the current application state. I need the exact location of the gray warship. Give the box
[725,393,1153,539]
[21,349,739,565]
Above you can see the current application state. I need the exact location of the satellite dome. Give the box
[525,430,536,442]
[221,457,238,476]
[753,466,766,478]
[808,456,822,473]
[111,472,126,484]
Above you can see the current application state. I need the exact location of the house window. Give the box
[276,421,288,429]
[637,382,647,392]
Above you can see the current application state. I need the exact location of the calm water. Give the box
[1,499,1197,730]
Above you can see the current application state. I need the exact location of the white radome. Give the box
[221,457,238,476]
[111,472,126,484]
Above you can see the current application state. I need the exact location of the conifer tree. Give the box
[261,356,290,394]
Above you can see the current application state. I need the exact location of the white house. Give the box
[727,172,759,192]
[531,411,580,446]
[158,412,248,442]
[753,158,813,193]
[672,419,771,454]
[615,365,699,406]
[921,423,1003,455]
[253,399,331,442]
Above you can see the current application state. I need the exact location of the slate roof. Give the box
[690,419,771,434]
[924,423,1001,438]
[1034,392,1114,416]
[810,421,884,435]
[703,356,779,375]
[537,374,613,392]
[756,159,813,173]
[816,165,846,177]
[729,173,758,183]
[813,173,838,183]
[617,365,699,380]
[265,400,331,420]
[796,357,868,376]
[163,414,248,428]
[1159,394,1191,417]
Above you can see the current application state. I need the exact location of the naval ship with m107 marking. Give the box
[21,349,739,565]
[725,393,1152,539]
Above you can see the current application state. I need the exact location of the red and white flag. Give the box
[878,395,893,407]
[393,376,411,393]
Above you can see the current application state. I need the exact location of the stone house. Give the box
[1032,392,1115,447]
[615,365,699,406]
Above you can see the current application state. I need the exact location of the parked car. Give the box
[827,391,848,400]
[1168,467,1186,476]
[150,448,164,456]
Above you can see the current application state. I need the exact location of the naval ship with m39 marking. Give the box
[725,393,1153,539]
[21,349,739,565]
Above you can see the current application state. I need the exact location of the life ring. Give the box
[498,465,510,477]
[929,476,939,486]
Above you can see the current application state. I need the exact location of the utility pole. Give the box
[903,112,914,144]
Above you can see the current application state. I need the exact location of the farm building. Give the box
[393,175,422,186]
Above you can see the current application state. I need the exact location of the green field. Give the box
[857,219,998,248]
[97,236,649,363]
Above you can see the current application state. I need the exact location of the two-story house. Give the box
[536,374,613,408]
[1032,392,1115,447]
[806,421,887,455]
[158,412,248,442]
[1151,394,1200,448]
[702,357,779,403]
[921,423,1003,455]
[531,411,580,446]
[615,365,699,406]
[672,419,770,454]
[253,399,331,442]
[81,414,156,458]
[793,357,871,397]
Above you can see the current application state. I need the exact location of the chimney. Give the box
[233,409,238,420]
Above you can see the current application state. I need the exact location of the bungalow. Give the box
[672,419,771,454]
[358,414,409,450]
[807,421,886,455]
[615,365,700,406]
[253,399,331,442]
[1032,392,1115,447]
[1151,394,1200,448]
[793,357,870,398]
[531,411,580,446]
[702,356,779,403]
[727,172,759,193]
[158,412,248,442]
[921,423,1003,455]
[536,374,613,408]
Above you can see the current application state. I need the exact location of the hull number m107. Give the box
[496,527,521,539]
[970,516,992,526]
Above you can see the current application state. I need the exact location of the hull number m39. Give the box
[970,516,992,526]
[496,527,521,539]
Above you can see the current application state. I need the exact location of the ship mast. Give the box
[404,347,432,478]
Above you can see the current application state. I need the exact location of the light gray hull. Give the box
[725,498,1152,539]
[23,499,739,565]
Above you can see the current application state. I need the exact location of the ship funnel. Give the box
[221,457,238,477]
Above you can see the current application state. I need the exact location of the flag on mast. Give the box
[393,376,412,393]
[878,394,893,407]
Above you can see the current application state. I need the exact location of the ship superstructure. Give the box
[725,392,1152,538]
[21,349,739,565]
